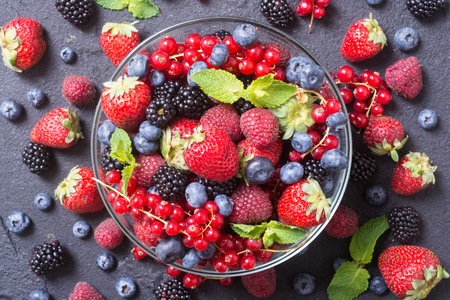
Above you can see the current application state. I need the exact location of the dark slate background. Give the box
[0,1,449,299]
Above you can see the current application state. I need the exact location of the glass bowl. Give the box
[91,16,352,277]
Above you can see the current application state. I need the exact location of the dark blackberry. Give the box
[210,29,232,40]
[388,206,420,244]
[303,159,327,184]
[198,176,238,199]
[153,80,183,99]
[260,0,295,28]
[350,151,376,182]
[234,98,255,115]
[152,165,188,201]
[29,240,66,276]
[146,80,183,128]
[406,0,446,19]
[100,146,124,173]
[175,85,215,119]
[154,278,192,300]
[55,0,94,26]
[238,74,254,88]
[22,142,51,175]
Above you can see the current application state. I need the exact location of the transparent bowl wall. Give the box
[91,17,352,277]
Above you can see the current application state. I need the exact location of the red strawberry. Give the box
[385,56,423,99]
[340,14,386,62]
[134,220,164,248]
[324,205,359,238]
[228,183,273,224]
[241,268,277,298]
[0,18,46,72]
[94,218,124,249]
[131,153,166,189]
[101,76,152,132]
[183,125,239,182]
[237,138,283,165]
[62,75,96,106]
[240,107,279,149]
[363,114,408,162]
[69,282,104,300]
[100,22,140,67]
[277,178,331,228]
[55,166,104,214]
[392,152,436,195]
[200,104,243,142]
[379,245,449,299]
[169,118,199,139]
[30,107,83,149]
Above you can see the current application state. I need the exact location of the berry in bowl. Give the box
[91,17,352,278]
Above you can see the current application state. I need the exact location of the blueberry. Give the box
[72,220,90,238]
[232,23,258,47]
[365,184,387,206]
[187,61,208,87]
[127,54,150,78]
[33,193,53,211]
[98,120,117,146]
[182,248,201,268]
[214,194,234,217]
[291,131,313,153]
[155,237,186,264]
[27,88,46,107]
[197,242,216,259]
[394,27,419,52]
[365,0,384,5]
[185,182,208,208]
[332,257,348,271]
[322,174,334,195]
[369,276,388,295]
[320,149,348,173]
[6,211,31,234]
[96,252,117,271]
[60,46,76,64]
[115,277,137,298]
[285,55,313,84]
[139,121,162,141]
[133,132,159,154]
[293,273,316,295]
[418,108,438,129]
[280,162,304,185]
[326,112,348,131]
[28,289,50,300]
[210,43,229,66]
[149,69,165,87]
[0,99,23,121]
[244,156,274,185]
[147,185,159,195]
[299,63,325,91]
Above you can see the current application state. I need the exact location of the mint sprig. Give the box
[97,0,160,19]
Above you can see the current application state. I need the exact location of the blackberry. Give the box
[198,176,238,199]
[152,165,188,201]
[154,278,192,300]
[153,80,183,99]
[350,151,376,182]
[175,85,215,119]
[146,80,183,128]
[55,0,94,26]
[22,142,51,175]
[238,74,254,88]
[211,29,232,40]
[406,0,446,19]
[234,98,255,115]
[29,240,66,276]
[303,159,327,184]
[388,206,420,244]
[260,0,295,28]
[100,146,124,173]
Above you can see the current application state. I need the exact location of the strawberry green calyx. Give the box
[61,108,84,144]
[0,26,22,72]
[361,13,387,49]
[236,148,254,184]
[405,265,449,300]
[369,136,408,162]
[403,152,437,186]
[302,178,331,222]
[160,127,189,170]
[101,21,139,37]
[55,166,82,204]
[103,75,143,99]
[184,125,206,148]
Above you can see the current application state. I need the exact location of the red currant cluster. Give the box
[296,0,331,33]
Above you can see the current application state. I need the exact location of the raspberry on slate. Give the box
[385,56,422,99]
[241,268,277,298]
[325,205,359,238]
[29,240,66,276]
[94,218,124,249]
[68,282,104,300]
[62,75,96,106]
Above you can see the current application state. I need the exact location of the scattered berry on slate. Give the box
[385,56,422,99]
[293,273,316,295]
[62,75,96,106]
[394,27,419,51]
[242,267,277,298]
[115,277,137,298]
[60,46,77,64]
[94,218,124,249]
[27,88,46,107]
[55,0,95,26]
[68,282,104,300]
[406,0,446,19]
[369,276,388,295]
[154,278,192,300]
[22,142,52,175]
[366,0,384,5]
[418,108,438,129]
[350,150,376,182]
[33,193,53,211]
[96,252,117,271]
[28,289,51,300]
[365,184,387,206]
[73,220,90,238]
[6,211,31,234]
[0,99,23,121]
[325,205,359,238]
[303,159,327,184]
[388,206,420,244]
[29,240,66,276]
[260,0,295,28]
[153,165,188,202]
[333,257,348,271]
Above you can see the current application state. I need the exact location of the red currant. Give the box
[353,85,371,101]
[371,104,384,116]
[263,49,280,65]
[354,113,369,128]
[234,236,246,252]
[239,58,255,75]
[312,6,326,18]
[194,208,209,224]
[316,0,330,7]
[240,254,257,270]
[185,33,202,49]
[186,223,202,237]
[158,36,177,55]
[367,73,382,88]
[130,194,146,209]
[151,221,164,235]
[376,90,391,104]
[340,88,353,104]
[296,0,313,16]
[113,198,129,214]
[150,51,170,70]
[165,220,181,236]
[155,201,172,218]
[377,80,388,91]
[183,234,195,248]
[256,250,274,262]
[245,238,263,251]
[210,213,224,228]
[246,44,264,62]
[204,201,219,214]
[170,205,185,222]
[325,98,342,114]
[360,70,373,83]
[311,105,329,123]
[166,265,181,277]
[218,277,234,287]
[146,193,161,209]
[118,177,136,195]
[223,36,239,54]
[336,65,355,83]
[348,111,358,123]
[107,189,119,204]
[129,207,144,221]
[323,134,339,150]
[311,145,327,160]
[105,170,120,185]
[224,250,239,266]
[132,245,148,260]
[353,100,368,113]
[272,67,286,81]
[200,36,218,54]
[217,234,235,251]
[183,273,201,289]
[204,227,220,242]
[194,236,209,251]
[222,55,240,75]
[254,62,271,78]
[183,48,200,64]
[307,130,321,145]
[213,257,229,273]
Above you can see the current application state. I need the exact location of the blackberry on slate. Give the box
[175,85,215,119]
[260,0,295,28]
[303,159,327,184]
[29,240,66,276]
[211,29,232,40]
[350,150,376,182]
[198,176,238,199]
[388,206,420,244]
[152,165,188,201]
[55,0,95,26]
[406,0,446,19]
[154,278,192,300]
[100,146,124,173]
[22,142,51,175]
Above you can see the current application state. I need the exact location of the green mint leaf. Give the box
[264,220,306,248]
[109,128,135,165]
[120,163,136,195]
[96,0,128,10]
[235,89,257,102]
[350,216,389,264]
[246,74,274,98]
[253,79,297,108]
[189,69,244,104]
[263,229,275,248]
[327,261,370,300]
[230,223,266,239]
[128,0,160,18]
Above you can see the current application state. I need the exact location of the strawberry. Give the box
[200,104,243,142]
[169,118,199,139]
[324,205,359,238]
[392,152,436,195]
[131,153,166,189]
[379,245,449,299]
[62,75,96,106]
[94,218,124,249]
[30,107,83,149]
[101,75,152,132]
[237,138,283,166]
[100,22,140,67]
[385,56,423,99]
[69,282,104,300]
[183,125,239,182]
[55,166,104,214]
[240,107,279,149]
[363,114,408,162]
[0,18,46,72]
[340,14,386,62]
[277,178,331,228]
[241,268,277,298]
[228,183,273,224]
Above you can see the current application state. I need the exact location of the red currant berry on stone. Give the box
[316,0,330,7]
[183,273,201,289]
[325,98,342,114]
[150,51,170,70]
[105,170,120,185]
[376,90,391,104]
[113,198,129,214]
[166,265,182,277]
[371,104,384,116]
[311,105,329,123]
[219,277,234,287]
[296,0,313,16]
[336,66,355,83]
[132,245,148,260]
[354,85,371,101]
[158,36,178,55]
[354,113,369,128]
[311,145,327,160]
[367,73,382,88]
[353,100,368,113]
[264,49,281,65]
[312,6,326,18]
[240,254,257,270]
[214,257,229,273]
[340,88,353,104]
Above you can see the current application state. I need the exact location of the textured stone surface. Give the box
[0,1,449,299]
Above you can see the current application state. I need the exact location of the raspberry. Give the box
[200,104,242,142]
[385,56,422,99]
[262,42,291,68]
[240,108,279,149]
[325,205,359,238]
[241,268,276,298]
[62,75,96,106]
[228,184,273,224]
[134,220,164,248]
[237,138,283,166]
[68,282,104,300]
[131,153,166,189]
[94,218,124,249]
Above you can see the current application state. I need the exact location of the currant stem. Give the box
[308,0,315,34]
[301,127,330,159]
[297,87,327,105]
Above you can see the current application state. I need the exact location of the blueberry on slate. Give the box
[394,27,419,52]
[98,120,117,146]
[332,257,348,271]
[285,55,313,84]
[233,23,258,47]
[33,193,53,211]
[320,149,348,173]
[244,156,275,185]
[210,43,229,66]
[155,237,186,264]
[27,88,46,107]
[322,174,334,195]
[182,248,201,268]
[187,61,208,87]
[1,99,23,121]
[214,194,234,217]
[72,220,90,238]
[28,289,51,300]
[280,162,304,185]
[366,0,384,5]
[365,184,387,206]
[115,277,137,298]
[197,242,216,259]
[326,112,348,131]
[418,108,438,129]
[291,131,313,153]
[185,182,208,208]
[293,273,316,295]
[6,211,31,234]
[127,54,150,78]
[369,276,388,295]
[96,252,117,271]
[60,46,76,64]
[149,69,165,87]
[139,121,162,141]
[133,132,159,154]
[299,63,325,91]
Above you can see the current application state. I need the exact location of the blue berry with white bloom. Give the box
[73,221,90,238]
[155,237,186,264]
[187,61,208,86]
[139,121,161,141]
[210,43,229,66]
[369,276,388,295]
[1,99,23,121]
[185,182,208,208]
[244,156,274,185]
[28,289,50,300]
[366,0,384,5]
[133,132,159,154]
[394,27,419,52]
[233,24,258,47]
[115,277,137,298]
[418,108,437,129]
[299,63,325,91]
[293,273,316,295]
[333,257,348,271]
[27,88,46,107]
[322,174,334,195]
[127,54,150,78]
[182,248,201,268]
[214,194,234,217]
[6,211,31,234]
[98,120,116,146]
[320,149,348,173]
[33,193,53,211]
[280,162,304,185]
[291,131,313,153]
[149,69,165,87]
[60,46,76,64]
[96,252,116,271]
[365,184,387,206]
[285,56,313,84]
[197,242,216,259]
[326,112,348,131]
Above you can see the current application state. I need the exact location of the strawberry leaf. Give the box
[327,261,370,300]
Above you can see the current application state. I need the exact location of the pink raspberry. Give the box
[240,107,279,149]
[325,205,359,238]
[241,268,276,298]
[134,220,164,248]
[131,153,165,189]
[94,218,124,249]
[68,282,104,300]
[200,104,242,142]
[62,75,96,106]
[228,183,273,224]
